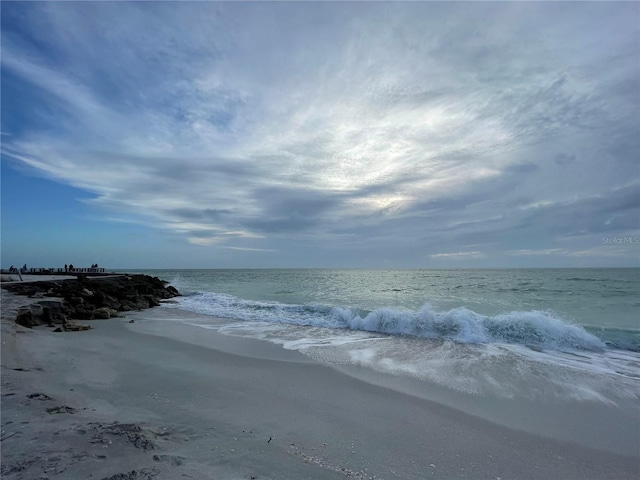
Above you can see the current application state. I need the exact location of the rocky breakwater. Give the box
[2,274,180,331]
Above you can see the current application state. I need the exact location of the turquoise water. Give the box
[135,268,639,349]
[129,268,640,404]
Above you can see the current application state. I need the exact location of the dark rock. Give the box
[71,305,95,320]
[39,300,69,325]
[41,307,54,326]
[14,300,68,327]
[65,322,90,331]
[166,286,179,296]
[122,296,150,310]
[93,307,111,319]
[93,290,106,304]
[144,295,161,307]
[28,304,44,316]
[3,274,180,329]
[42,306,68,325]
[102,294,121,310]
[15,308,38,328]
[119,302,131,312]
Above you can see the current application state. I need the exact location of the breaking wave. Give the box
[165,291,616,352]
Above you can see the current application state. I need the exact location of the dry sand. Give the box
[1,289,638,480]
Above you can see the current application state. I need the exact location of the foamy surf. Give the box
[170,291,607,352]
[159,290,640,404]
[179,313,640,404]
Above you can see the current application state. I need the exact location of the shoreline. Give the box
[2,290,639,479]
[127,307,640,456]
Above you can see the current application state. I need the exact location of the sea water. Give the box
[131,268,640,405]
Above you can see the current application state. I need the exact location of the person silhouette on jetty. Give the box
[64,264,68,273]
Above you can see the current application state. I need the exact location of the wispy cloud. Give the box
[1,1,638,266]
[430,251,484,259]
[507,249,568,256]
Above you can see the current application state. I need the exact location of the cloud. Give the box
[222,246,276,253]
[516,183,640,238]
[1,1,638,266]
[430,251,484,259]
[507,249,568,256]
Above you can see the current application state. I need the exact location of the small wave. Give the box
[169,291,616,352]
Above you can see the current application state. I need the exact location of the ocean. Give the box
[130,268,639,405]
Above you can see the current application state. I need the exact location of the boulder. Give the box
[166,286,180,297]
[65,322,90,331]
[93,307,111,319]
[38,300,69,325]
[15,308,38,328]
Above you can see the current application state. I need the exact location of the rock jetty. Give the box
[2,274,180,331]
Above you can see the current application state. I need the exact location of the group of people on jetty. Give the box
[7,263,101,274]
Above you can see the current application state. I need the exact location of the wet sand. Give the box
[1,290,638,479]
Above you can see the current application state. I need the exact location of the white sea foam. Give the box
[171,292,606,352]
[162,305,640,403]
[160,290,640,403]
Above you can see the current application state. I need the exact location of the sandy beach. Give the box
[2,289,638,480]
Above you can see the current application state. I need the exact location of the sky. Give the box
[1,1,639,269]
